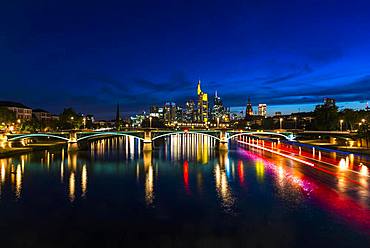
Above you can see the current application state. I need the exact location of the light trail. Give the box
[236,139,370,187]
[237,139,370,178]
[236,140,315,167]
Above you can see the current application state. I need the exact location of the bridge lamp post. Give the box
[217,117,220,128]
[149,116,152,129]
[340,119,344,131]
[279,118,283,130]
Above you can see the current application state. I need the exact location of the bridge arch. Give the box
[227,132,295,141]
[76,132,145,142]
[7,133,70,142]
[152,131,221,141]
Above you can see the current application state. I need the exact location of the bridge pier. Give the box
[68,131,78,152]
[218,129,228,151]
[68,141,78,152]
[143,130,152,151]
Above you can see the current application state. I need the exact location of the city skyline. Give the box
[1,1,370,118]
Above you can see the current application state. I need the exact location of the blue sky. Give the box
[0,0,370,119]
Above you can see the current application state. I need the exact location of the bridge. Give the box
[4,129,295,151]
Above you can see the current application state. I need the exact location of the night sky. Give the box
[1,0,370,119]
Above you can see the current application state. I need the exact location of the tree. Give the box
[313,104,338,130]
[357,122,369,148]
[340,109,359,131]
[0,107,16,124]
[57,108,82,130]
[21,118,41,132]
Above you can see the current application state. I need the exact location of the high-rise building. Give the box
[258,104,267,117]
[175,106,183,122]
[211,91,230,122]
[211,91,222,120]
[184,100,195,122]
[149,105,160,118]
[245,97,253,117]
[164,102,176,124]
[197,80,209,123]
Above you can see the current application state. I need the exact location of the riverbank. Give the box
[0,142,66,158]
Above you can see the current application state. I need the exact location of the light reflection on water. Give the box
[0,134,369,245]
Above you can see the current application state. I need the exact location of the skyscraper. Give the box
[211,91,225,121]
[197,80,209,123]
[185,100,196,123]
[245,97,253,117]
[258,104,267,117]
[164,102,176,124]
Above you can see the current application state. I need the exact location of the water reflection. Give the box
[69,171,75,202]
[183,160,190,194]
[143,151,154,206]
[0,134,368,239]
[215,151,234,212]
[81,165,87,198]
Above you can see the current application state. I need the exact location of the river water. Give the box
[0,134,369,247]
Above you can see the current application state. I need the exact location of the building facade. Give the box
[33,109,52,122]
[258,104,267,117]
[0,101,32,120]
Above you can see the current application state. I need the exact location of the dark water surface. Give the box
[0,135,369,247]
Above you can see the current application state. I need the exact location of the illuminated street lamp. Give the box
[362,119,366,123]
[217,117,220,128]
[340,119,344,131]
[149,116,152,129]
[279,118,283,129]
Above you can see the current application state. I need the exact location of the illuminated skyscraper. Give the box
[185,100,196,122]
[245,97,253,117]
[164,102,176,124]
[197,80,209,123]
[211,91,229,122]
[258,104,267,117]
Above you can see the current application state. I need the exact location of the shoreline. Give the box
[0,142,66,158]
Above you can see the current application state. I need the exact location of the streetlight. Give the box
[149,116,152,129]
[362,119,366,123]
[217,117,220,128]
[279,118,283,129]
[293,117,297,129]
[340,119,344,131]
